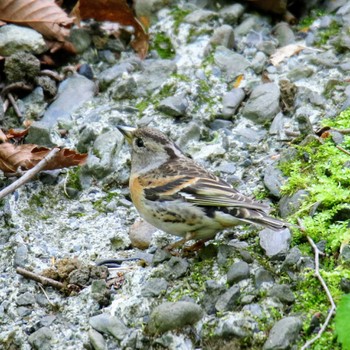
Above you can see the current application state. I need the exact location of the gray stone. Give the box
[281,247,302,270]
[307,50,339,67]
[217,314,257,338]
[152,248,172,265]
[263,316,302,350]
[221,88,245,118]
[36,76,57,97]
[99,60,141,91]
[340,245,350,264]
[219,4,245,24]
[217,245,236,266]
[110,76,137,100]
[279,190,309,218]
[177,122,201,149]
[77,125,99,153]
[242,83,280,123]
[259,228,291,260]
[257,41,277,56]
[273,22,295,47]
[39,315,56,327]
[17,306,32,317]
[287,66,314,81]
[184,9,218,23]
[205,25,235,55]
[251,51,267,74]
[89,314,128,341]
[215,285,240,312]
[85,130,124,178]
[4,52,40,83]
[91,280,110,307]
[165,257,189,279]
[234,16,261,37]
[136,59,177,96]
[263,165,286,198]
[254,268,274,289]
[296,108,314,136]
[89,329,106,350]
[69,28,92,54]
[0,25,47,56]
[227,261,250,285]
[148,301,203,334]
[16,292,35,306]
[214,46,250,82]
[157,93,188,117]
[28,327,54,350]
[269,284,295,304]
[203,280,226,314]
[13,244,28,267]
[142,278,168,297]
[129,219,157,250]
[242,303,263,318]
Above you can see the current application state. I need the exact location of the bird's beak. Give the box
[117,125,136,144]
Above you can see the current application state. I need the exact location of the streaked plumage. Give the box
[117,126,287,248]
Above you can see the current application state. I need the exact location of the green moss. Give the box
[93,191,119,213]
[150,32,175,59]
[171,7,191,33]
[66,167,82,192]
[136,99,151,114]
[280,108,350,348]
[298,9,326,30]
[314,21,341,47]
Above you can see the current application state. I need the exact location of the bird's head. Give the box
[117,126,184,174]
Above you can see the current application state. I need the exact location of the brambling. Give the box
[117,126,287,249]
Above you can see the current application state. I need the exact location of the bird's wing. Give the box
[178,177,269,211]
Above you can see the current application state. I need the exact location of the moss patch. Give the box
[280,108,350,348]
[150,32,175,59]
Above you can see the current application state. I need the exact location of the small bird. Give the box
[117,125,287,249]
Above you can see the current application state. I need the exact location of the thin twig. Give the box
[3,98,10,113]
[16,267,65,290]
[0,148,60,200]
[297,219,336,350]
[7,93,22,118]
[336,145,350,156]
[332,128,350,135]
[39,70,63,82]
[38,283,54,306]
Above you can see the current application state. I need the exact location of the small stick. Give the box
[0,148,60,199]
[7,93,22,118]
[332,128,350,135]
[0,82,33,98]
[336,145,350,156]
[16,267,65,290]
[3,98,10,113]
[39,70,63,82]
[297,219,336,350]
[38,283,54,306]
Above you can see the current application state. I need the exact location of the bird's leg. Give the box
[184,238,211,252]
[165,232,197,251]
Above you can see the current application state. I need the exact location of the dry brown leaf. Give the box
[0,143,87,173]
[75,0,149,59]
[0,0,74,44]
[270,44,306,66]
[6,128,30,140]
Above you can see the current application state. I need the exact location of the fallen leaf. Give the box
[74,0,149,58]
[0,130,8,143]
[0,0,74,48]
[6,128,29,140]
[233,74,244,88]
[270,44,306,66]
[0,143,87,173]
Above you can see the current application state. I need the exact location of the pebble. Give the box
[227,261,250,285]
[214,46,250,81]
[259,228,291,260]
[219,3,245,24]
[89,314,129,341]
[242,83,280,123]
[165,257,189,279]
[279,190,309,218]
[148,301,203,334]
[28,327,54,350]
[88,329,106,350]
[263,316,302,350]
[141,278,168,297]
[16,292,35,306]
[205,25,235,55]
[263,165,286,198]
[13,244,28,268]
[203,280,226,314]
[157,93,189,117]
[215,285,240,312]
[254,268,275,289]
[4,52,40,83]
[129,219,157,250]
[221,88,245,118]
[273,22,296,47]
[184,9,218,23]
[0,25,47,56]
[217,313,257,338]
[268,284,295,304]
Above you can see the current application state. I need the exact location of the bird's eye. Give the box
[135,138,145,148]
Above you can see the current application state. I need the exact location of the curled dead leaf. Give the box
[0,143,87,173]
